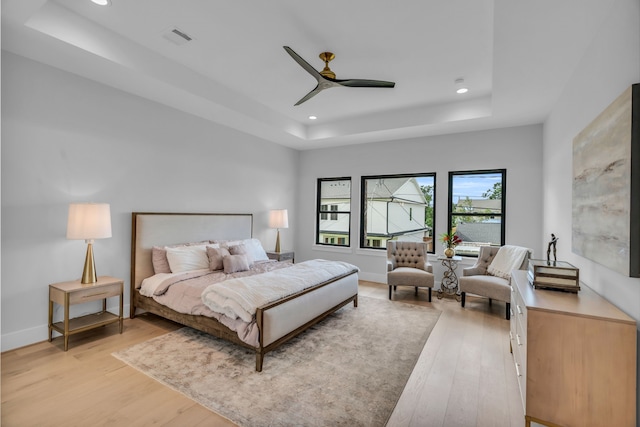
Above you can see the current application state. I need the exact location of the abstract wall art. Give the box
[572,83,639,277]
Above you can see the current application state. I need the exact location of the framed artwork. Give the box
[572,83,639,277]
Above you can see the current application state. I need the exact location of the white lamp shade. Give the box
[67,203,112,240]
[269,209,289,229]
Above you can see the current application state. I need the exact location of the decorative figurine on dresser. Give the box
[546,233,558,262]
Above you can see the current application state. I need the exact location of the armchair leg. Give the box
[506,302,511,320]
[415,287,418,296]
[389,286,392,300]
[428,288,432,302]
[489,298,492,306]
[461,292,466,307]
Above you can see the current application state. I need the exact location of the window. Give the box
[361,173,436,251]
[448,169,506,257]
[317,178,351,246]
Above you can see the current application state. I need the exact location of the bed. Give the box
[130,212,359,371]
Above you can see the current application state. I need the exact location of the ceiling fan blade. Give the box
[283,46,322,82]
[336,79,395,88]
[294,85,324,106]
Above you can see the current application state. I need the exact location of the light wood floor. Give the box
[2,281,525,427]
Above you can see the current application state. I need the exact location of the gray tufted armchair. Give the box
[459,245,532,319]
[387,241,434,301]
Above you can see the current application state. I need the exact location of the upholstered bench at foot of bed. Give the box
[255,272,359,371]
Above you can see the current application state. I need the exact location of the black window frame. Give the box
[360,172,436,252]
[316,177,352,247]
[447,169,506,256]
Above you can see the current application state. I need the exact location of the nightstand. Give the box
[48,276,124,351]
[266,250,295,263]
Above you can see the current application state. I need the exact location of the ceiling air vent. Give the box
[162,27,193,46]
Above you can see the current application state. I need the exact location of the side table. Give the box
[266,250,294,263]
[49,276,124,351]
[437,256,462,301]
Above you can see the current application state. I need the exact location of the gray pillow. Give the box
[223,254,250,274]
[207,246,230,271]
[228,244,254,266]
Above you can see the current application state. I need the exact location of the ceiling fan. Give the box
[283,46,395,106]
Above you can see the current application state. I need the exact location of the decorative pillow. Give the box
[206,246,230,271]
[228,244,254,266]
[152,246,172,274]
[165,245,209,273]
[151,241,210,274]
[213,238,268,262]
[215,239,242,247]
[239,238,269,262]
[223,254,250,274]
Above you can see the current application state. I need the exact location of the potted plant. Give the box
[440,230,462,258]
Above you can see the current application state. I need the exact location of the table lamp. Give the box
[67,203,112,284]
[269,209,288,253]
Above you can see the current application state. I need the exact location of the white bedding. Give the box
[139,269,211,297]
[201,259,359,322]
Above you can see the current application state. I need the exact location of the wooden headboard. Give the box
[130,212,253,290]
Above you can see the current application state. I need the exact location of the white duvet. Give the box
[201,259,358,322]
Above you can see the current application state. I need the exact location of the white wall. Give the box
[543,0,640,417]
[1,52,299,350]
[296,124,544,283]
[544,0,640,318]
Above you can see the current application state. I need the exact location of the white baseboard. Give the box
[1,304,131,352]
[358,272,386,283]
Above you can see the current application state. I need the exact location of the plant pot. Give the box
[444,247,455,258]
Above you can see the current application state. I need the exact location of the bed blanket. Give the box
[139,261,294,347]
[201,259,359,322]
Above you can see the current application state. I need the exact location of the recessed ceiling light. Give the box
[308,115,317,120]
[455,78,468,94]
[91,0,111,6]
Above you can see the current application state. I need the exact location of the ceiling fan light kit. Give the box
[283,46,395,106]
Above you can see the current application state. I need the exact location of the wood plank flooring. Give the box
[2,281,525,427]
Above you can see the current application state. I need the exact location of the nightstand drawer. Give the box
[49,276,124,351]
[69,282,121,304]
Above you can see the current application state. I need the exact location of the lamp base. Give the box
[81,242,97,284]
[274,230,281,253]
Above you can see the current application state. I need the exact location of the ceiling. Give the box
[1,0,614,149]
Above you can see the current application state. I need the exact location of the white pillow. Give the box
[217,238,269,261]
[165,244,209,273]
[241,238,269,261]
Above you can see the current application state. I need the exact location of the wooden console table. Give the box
[510,270,636,426]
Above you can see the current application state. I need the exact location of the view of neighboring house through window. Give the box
[317,178,351,246]
[360,173,435,251]
[448,169,506,256]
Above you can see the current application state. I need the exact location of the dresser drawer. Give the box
[513,347,526,409]
[69,282,122,304]
[514,293,527,337]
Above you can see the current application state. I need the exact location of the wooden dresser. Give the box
[510,270,636,427]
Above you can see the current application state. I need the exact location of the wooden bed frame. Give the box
[130,212,358,371]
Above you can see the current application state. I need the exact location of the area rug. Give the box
[112,296,440,426]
